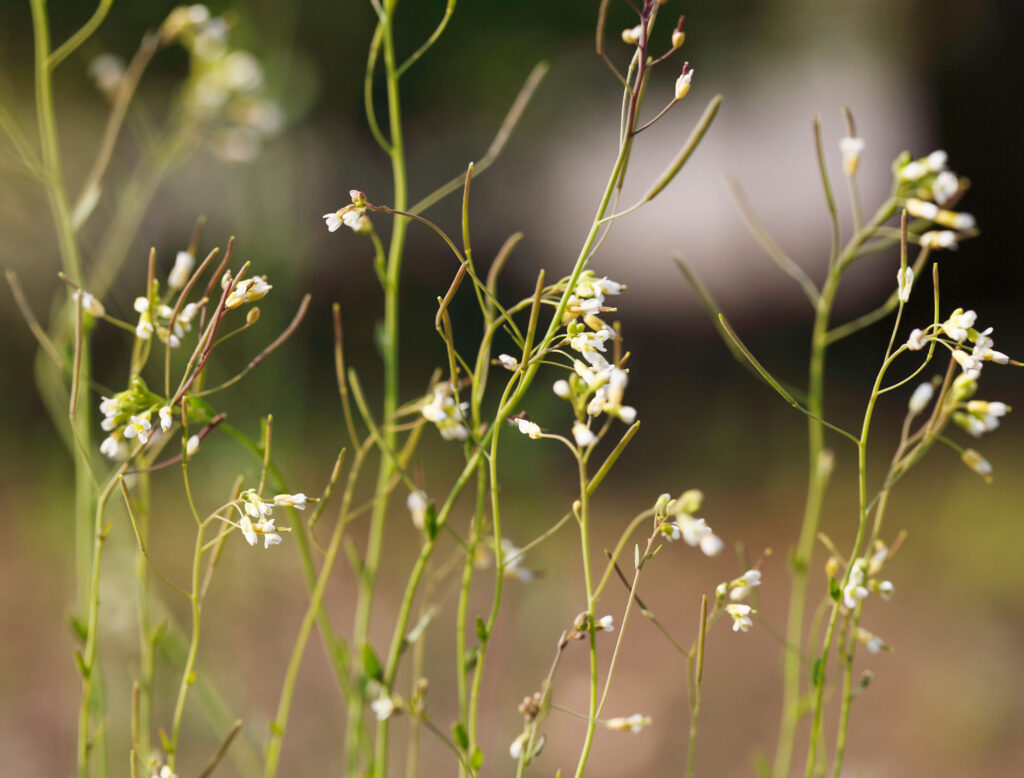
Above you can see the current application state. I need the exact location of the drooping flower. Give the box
[225,275,272,308]
[725,603,754,633]
[168,251,195,290]
[908,382,934,416]
[515,418,543,440]
[596,615,615,632]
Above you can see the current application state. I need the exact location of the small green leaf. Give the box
[363,644,383,682]
[69,615,87,643]
[452,721,469,751]
[811,657,824,687]
[73,649,89,678]
[828,577,841,602]
[470,746,484,770]
[269,720,283,736]
[424,504,439,540]
[475,617,488,644]
[463,645,480,673]
[159,729,171,754]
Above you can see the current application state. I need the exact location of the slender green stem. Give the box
[572,457,599,778]
[352,2,410,771]
[77,470,125,778]
[169,523,204,767]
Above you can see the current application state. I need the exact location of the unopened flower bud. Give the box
[908,382,934,416]
[676,488,703,514]
[246,307,261,324]
[553,379,571,399]
[674,63,693,101]
[961,448,992,481]
[621,25,642,45]
[839,136,865,176]
[825,555,841,578]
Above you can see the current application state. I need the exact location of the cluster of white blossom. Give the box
[837,540,895,613]
[654,489,723,557]
[235,489,307,549]
[160,5,284,163]
[97,378,165,459]
[896,150,975,250]
[133,295,200,346]
[907,308,1011,383]
[421,383,470,441]
[323,190,372,234]
[716,568,762,602]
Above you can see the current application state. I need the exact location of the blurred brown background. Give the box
[1,1,1022,776]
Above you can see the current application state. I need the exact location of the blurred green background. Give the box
[1,1,1022,776]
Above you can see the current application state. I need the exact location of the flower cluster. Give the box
[323,190,372,234]
[163,4,284,163]
[907,309,1011,383]
[716,568,762,602]
[235,489,306,548]
[224,274,272,309]
[836,540,895,612]
[98,377,165,459]
[725,603,754,633]
[421,383,470,441]
[654,489,723,557]
[133,295,201,346]
[895,150,975,250]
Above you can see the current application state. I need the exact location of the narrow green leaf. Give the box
[452,721,469,751]
[475,616,489,644]
[828,578,841,602]
[362,643,383,682]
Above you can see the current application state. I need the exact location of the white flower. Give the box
[935,210,976,231]
[515,418,543,439]
[896,266,914,304]
[136,314,154,340]
[225,276,272,308]
[857,627,886,654]
[323,211,343,232]
[259,520,283,548]
[239,513,258,546]
[839,136,865,176]
[932,171,959,206]
[88,53,125,96]
[899,160,929,182]
[877,580,895,600]
[842,564,869,610]
[621,24,642,45]
[725,603,754,633]
[926,150,948,171]
[674,64,693,101]
[569,328,610,360]
[920,230,959,250]
[908,382,934,416]
[729,569,762,601]
[961,448,992,479]
[406,490,428,530]
[572,422,597,447]
[186,435,200,456]
[123,414,152,445]
[699,532,724,557]
[553,379,571,399]
[153,765,178,778]
[500,538,534,582]
[341,209,371,233]
[952,349,982,379]
[422,385,470,441]
[158,405,173,431]
[72,290,105,317]
[906,328,928,351]
[274,493,308,509]
[497,353,518,371]
[942,309,977,343]
[371,693,396,721]
[509,733,528,760]
[596,615,615,632]
[100,435,121,459]
[606,713,652,733]
[168,251,195,290]
[905,198,939,221]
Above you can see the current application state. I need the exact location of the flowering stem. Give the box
[356,0,409,772]
[773,196,898,778]
[76,469,126,778]
[169,522,204,768]
[572,457,599,778]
